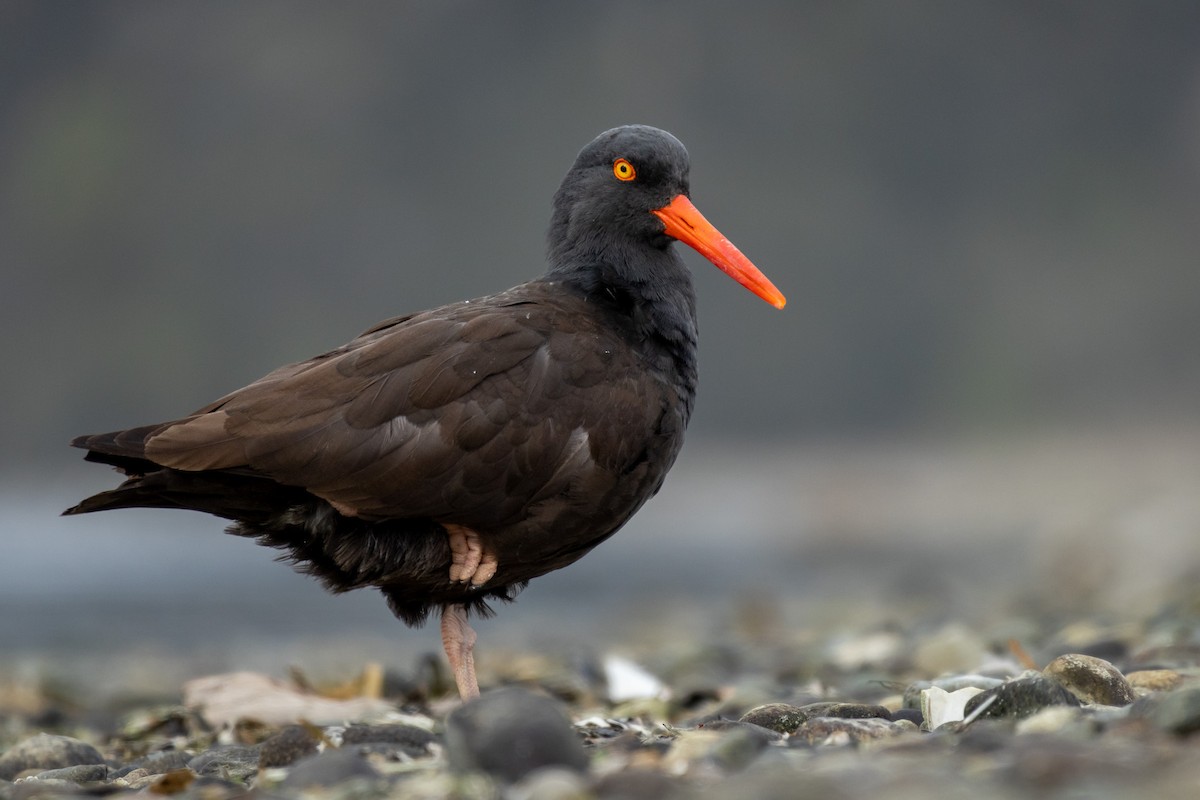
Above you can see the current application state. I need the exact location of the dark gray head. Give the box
[545,125,785,311]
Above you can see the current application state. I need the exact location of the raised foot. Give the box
[445,524,498,587]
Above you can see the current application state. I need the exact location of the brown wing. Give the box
[140,285,674,526]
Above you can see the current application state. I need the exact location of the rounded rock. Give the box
[789,717,909,746]
[738,703,808,734]
[258,725,320,768]
[187,744,261,783]
[1043,653,1135,706]
[279,750,380,790]
[964,675,1081,721]
[445,687,588,783]
[1147,686,1200,736]
[1126,669,1184,693]
[0,733,106,781]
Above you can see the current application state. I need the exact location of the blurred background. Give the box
[2,1,1198,692]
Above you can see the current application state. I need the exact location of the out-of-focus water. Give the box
[4,428,1198,694]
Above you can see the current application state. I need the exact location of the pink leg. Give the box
[440,604,480,700]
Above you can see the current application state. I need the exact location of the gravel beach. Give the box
[5,429,1200,798]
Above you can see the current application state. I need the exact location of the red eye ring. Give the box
[613,158,636,182]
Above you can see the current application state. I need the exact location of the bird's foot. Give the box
[440,604,480,701]
[445,524,498,587]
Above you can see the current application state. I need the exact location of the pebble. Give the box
[737,702,889,734]
[278,749,381,790]
[790,717,912,746]
[963,674,1081,721]
[341,722,437,757]
[27,764,107,784]
[445,687,588,783]
[186,744,261,782]
[258,724,321,768]
[1126,669,1184,693]
[1144,686,1200,736]
[0,733,105,781]
[1043,653,1135,706]
[8,585,1200,799]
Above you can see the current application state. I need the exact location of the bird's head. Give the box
[548,125,785,310]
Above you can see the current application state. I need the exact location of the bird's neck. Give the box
[543,238,699,413]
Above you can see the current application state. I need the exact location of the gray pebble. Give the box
[790,717,910,745]
[187,744,261,783]
[738,703,809,734]
[28,764,107,784]
[739,702,889,734]
[279,750,380,790]
[1043,653,1135,706]
[1146,686,1200,736]
[0,733,105,781]
[704,725,775,771]
[964,675,1081,721]
[446,687,588,783]
[342,723,437,756]
[135,749,192,775]
[258,725,320,768]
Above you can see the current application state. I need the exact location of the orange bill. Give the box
[652,194,786,309]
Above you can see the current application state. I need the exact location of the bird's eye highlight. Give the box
[613,158,636,182]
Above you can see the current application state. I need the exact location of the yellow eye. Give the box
[613,158,636,182]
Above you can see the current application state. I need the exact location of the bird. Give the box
[65,125,785,701]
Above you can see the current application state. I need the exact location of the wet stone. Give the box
[445,687,588,783]
[258,725,321,768]
[28,764,108,784]
[964,675,1082,721]
[738,703,808,734]
[738,702,889,734]
[342,723,437,757]
[187,744,261,783]
[1043,653,1135,706]
[789,717,911,746]
[0,733,106,781]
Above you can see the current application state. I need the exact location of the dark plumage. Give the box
[66,125,785,699]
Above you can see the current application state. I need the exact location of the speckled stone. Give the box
[136,749,192,775]
[789,717,912,746]
[0,733,105,781]
[187,744,261,783]
[28,764,108,784]
[738,704,809,734]
[964,675,1081,721]
[1043,654,1135,706]
[341,723,437,757]
[738,702,889,734]
[258,725,321,768]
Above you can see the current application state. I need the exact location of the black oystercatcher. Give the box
[65,125,785,700]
